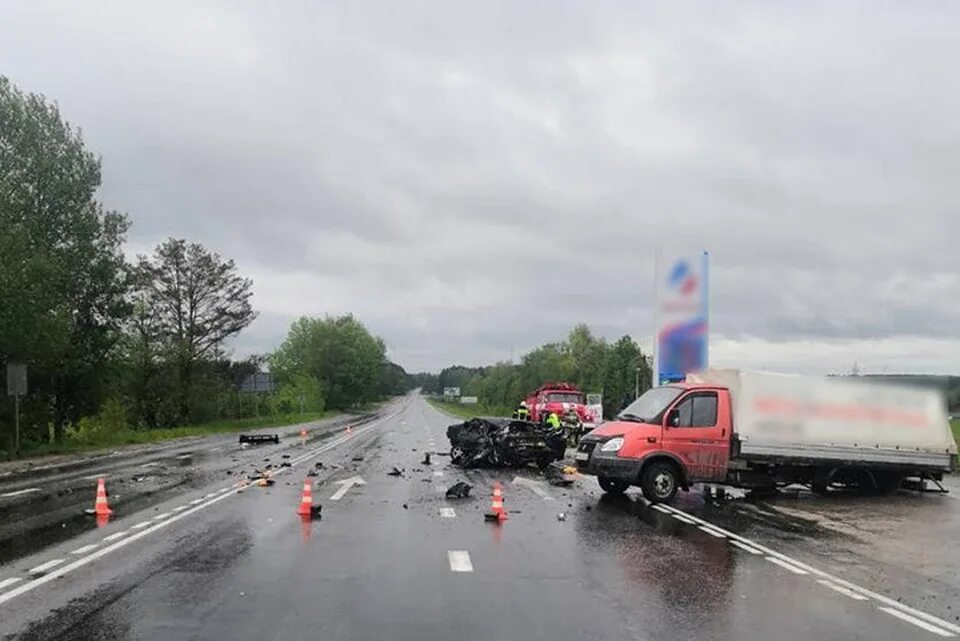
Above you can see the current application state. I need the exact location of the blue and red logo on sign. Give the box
[668,259,698,296]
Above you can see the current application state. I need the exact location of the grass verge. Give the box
[952,418,959,448]
[426,397,510,419]
[9,410,337,460]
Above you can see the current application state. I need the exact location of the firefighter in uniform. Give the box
[545,411,561,430]
[561,408,582,446]
[514,401,530,421]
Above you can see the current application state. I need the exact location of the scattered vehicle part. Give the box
[315,462,325,469]
[280,462,291,468]
[308,505,322,519]
[421,452,431,465]
[307,469,319,477]
[281,454,290,459]
[239,434,280,445]
[447,417,566,468]
[352,455,364,462]
[387,467,404,477]
[557,512,566,521]
[445,481,472,498]
[402,503,408,509]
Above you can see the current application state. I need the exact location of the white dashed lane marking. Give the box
[0,578,22,591]
[130,521,152,530]
[28,559,64,576]
[152,512,171,520]
[171,506,188,512]
[439,507,456,518]
[1,488,40,498]
[878,607,955,637]
[70,544,98,555]
[662,502,960,636]
[447,551,473,572]
[433,470,443,477]
[102,530,129,542]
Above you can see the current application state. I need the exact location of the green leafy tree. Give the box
[134,239,256,423]
[271,315,388,410]
[0,76,131,447]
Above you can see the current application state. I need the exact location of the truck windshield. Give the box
[546,392,583,403]
[617,386,683,423]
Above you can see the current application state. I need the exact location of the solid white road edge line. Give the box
[765,556,809,575]
[659,503,960,635]
[670,513,696,524]
[729,540,763,555]
[0,484,238,605]
[448,550,473,572]
[878,607,954,638]
[697,525,727,539]
[28,559,64,575]
[0,578,23,591]
[0,406,402,607]
[817,580,868,601]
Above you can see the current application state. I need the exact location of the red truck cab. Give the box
[525,382,593,424]
[576,383,732,501]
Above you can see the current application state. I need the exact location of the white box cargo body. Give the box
[688,369,957,472]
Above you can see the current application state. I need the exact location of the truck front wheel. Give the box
[598,476,628,495]
[641,462,679,502]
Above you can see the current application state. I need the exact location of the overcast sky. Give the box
[2,2,958,374]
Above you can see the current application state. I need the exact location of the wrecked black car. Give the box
[446,417,566,469]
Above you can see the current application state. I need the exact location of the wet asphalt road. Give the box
[1,394,959,640]
[0,412,375,565]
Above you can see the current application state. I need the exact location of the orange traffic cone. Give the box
[296,477,314,516]
[300,426,307,445]
[485,481,507,521]
[346,424,353,436]
[94,477,112,515]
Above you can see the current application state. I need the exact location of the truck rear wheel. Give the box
[641,462,679,503]
[598,476,628,495]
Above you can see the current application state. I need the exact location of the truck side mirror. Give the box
[667,409,680,427]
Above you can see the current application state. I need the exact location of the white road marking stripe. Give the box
[729,540,763,555]
[766,556,808,575]
[651,504,671,513]
[0,578,23,590]
[83,473,107,480]
[698,525,727,538]
[0,407,403,607]
[1,488,40,498]
[102,530,129,542]
[130,521,152,530]
[171,505,188,512]
[659,503,960,636]
[189,499,204,505]
[448,550,473,572]
[878,607,954,637]
[433,470,443,477]
[70,544,98,555]
[152,512,171,520]
[28,559,64,575]
[439,507,456,518]
[670,513,696,524]
[204,493,215,498]
[817,580,868,601]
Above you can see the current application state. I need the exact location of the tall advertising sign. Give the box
[654,251,709,385]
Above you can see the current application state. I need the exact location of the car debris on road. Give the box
[387,467,405,477]
[238,434,280,445]
[445,481,472,498]
[447,417,566,469]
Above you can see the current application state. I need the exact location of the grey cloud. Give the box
[1,1,958,373]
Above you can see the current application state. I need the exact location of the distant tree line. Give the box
[418,325,652,419]
[0,76,409,456]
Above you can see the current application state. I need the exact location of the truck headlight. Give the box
[600,437,624,452]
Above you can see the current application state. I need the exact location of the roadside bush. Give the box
[65,397,129,444]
